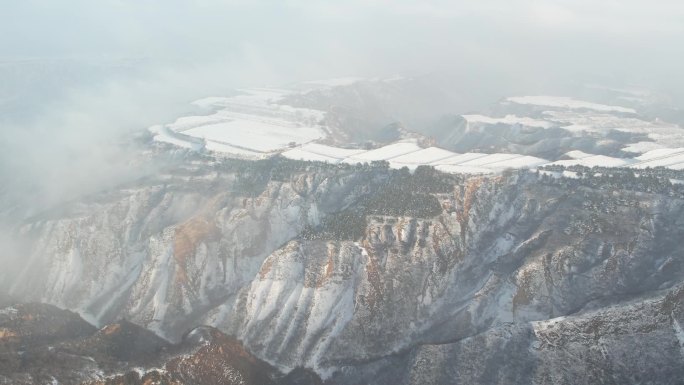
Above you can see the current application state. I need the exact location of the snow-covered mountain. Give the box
[3,152,684,383]
[2,78,684,384]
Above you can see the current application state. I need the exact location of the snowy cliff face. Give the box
[4,157,385,339]
[218,173,684,378]
[338,284,684,385]
[3,156,684,383]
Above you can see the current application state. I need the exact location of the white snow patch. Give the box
[635,148,684,161]
[538,170,579,179]
[282,143,366,163]
[303,77,365,87]
[149,124,204,151]
[389,147,458,168]
[673,314,684,356]
[298,143,367,159]
[204,141,268,159]
[542,148,684,171]
[191,96,238,109]
[507,96,636,114]
[631,148,684,169]
[281,148,341,163]
[436,153,489,165]
[484,155,549,170]
[166,114,229,132]
[280,141,550,174]
[460,153,522,166]
[462,114,553,129]
[532,315,568,331]
[564,150,594,159]
[150,134,197,150]
[0,306,18,316]
[448,153,545,170]
[622,141,666,154]
[551,155,634,168]
[343,142,423,163]
[182,119,323,153]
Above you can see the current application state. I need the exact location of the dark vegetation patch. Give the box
[538,165,684,198]
[301,165,459,241]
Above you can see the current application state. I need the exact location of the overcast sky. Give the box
[3,0,683,86]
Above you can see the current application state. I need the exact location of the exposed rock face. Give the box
[2,156,684,383]
[220,171,684,378]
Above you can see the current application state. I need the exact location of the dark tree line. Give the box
[537,164,684,198]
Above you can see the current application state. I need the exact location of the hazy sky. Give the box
[3,0,683,84]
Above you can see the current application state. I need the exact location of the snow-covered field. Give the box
[548,148,684,171]
[282,141,549,174]
[182,119,322,153]
[507,96,637,114]
[149,125,204,151]
[150,83,684,174]
[622,141,666,154]
[151,88,327,158]
[631,148,684,170]
[390,147,460,168]
[551,154,634,168]
[342,142,423,164]
[283,141,684,174]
